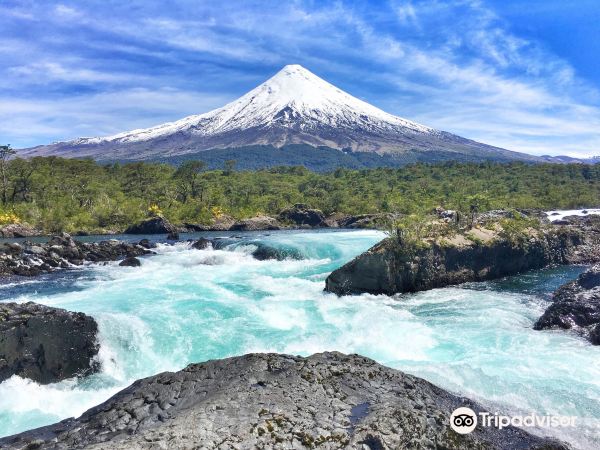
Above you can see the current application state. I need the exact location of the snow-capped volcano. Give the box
[19,64,541,165]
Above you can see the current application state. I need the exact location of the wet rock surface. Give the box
[118,256,141,267]
[0,352,568,450]
[0,302,99,384]
[0,233,153,277]
[191,237,212,250]
[534,264,600,344]
[250,243,303,261]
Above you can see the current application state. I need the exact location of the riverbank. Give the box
[0,204,396,238]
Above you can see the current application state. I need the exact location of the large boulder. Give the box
[251,243,303,261]
[230,215,280,231]
[0,302,99,384]
[278,204,326,227]
[325,227,596,296]
[0,223,41,238]
[124,217,176,234]
[534,264,600,344]
[0,352,567,450]
[119,256,141,267]
[191,238,212,250]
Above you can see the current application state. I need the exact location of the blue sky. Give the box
[1,0,599,157]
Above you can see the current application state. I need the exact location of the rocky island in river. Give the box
[325,213,600,296]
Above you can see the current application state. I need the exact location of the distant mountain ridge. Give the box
[19,64,547,167]
[540,155,600,164]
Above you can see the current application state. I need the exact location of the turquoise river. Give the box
[0,229,598,448]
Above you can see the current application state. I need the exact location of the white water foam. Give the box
[546,208,600,221]
[0,230,599,448]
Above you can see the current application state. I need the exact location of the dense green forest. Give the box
[0,151,598,233]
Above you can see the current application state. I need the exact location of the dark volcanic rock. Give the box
[278,203,326,227]
[137,238,155,249]
[119,256,141,267]
[230,215,281,231]
[166,231,179,240]
[124,216,176,234]
[0,302,99,384]
[325,226,599,296]
[191,237,212,250]
[0,352,567,450]
[534,264,600,344]
[328,212,399,229]
[251,243,303,261]
[0,233,153,278]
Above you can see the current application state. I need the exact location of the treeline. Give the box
[0,154,598,233]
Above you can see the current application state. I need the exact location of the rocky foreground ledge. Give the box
[326,215,600,296]
[0,302,99,384]
[0,352,567,450]
[535,264,600,344]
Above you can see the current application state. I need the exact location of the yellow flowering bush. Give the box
[210,206,224,219]
[0,212,20,225]
[147,204,163,217]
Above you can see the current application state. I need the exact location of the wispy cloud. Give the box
[1,0,599,156]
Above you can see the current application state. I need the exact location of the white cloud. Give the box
[8,62,139,84]
[54,4,82,20]
[0,88,231,147]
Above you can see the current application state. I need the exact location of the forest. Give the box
[0,148,598,234]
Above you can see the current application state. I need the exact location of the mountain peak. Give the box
[278,64,311,74]
[19,65,542,166]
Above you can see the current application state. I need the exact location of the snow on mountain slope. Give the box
[67,65,434,145]
[19,65,542,164]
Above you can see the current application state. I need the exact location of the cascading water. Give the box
[0,229,598,448]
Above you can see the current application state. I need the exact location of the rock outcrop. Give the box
[185,215,236,232]
[327,213,400,229]
[326,223,599,296]
[230,215,281,231]
[0,352,567,450]
[278,204,326,227]
[0,223,41,238]
[0,233,153,277]
[124,217,176,234]
[0,302,99,384]
[534,264,600,344]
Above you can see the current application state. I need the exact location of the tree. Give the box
[223,159,237,176]
[0,145,16,204]
[173,160,206,202]
[464,193,491,227]
[9,157,36,203]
